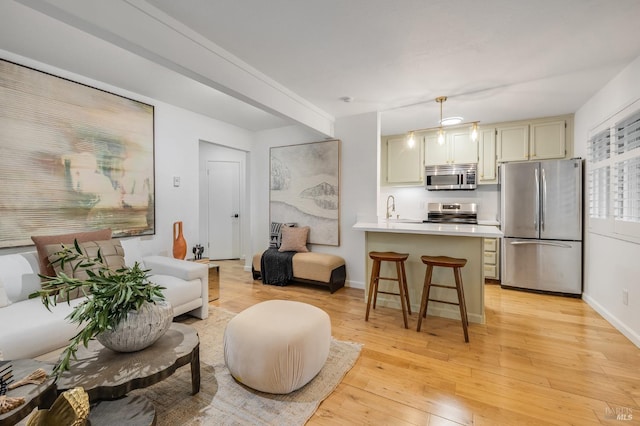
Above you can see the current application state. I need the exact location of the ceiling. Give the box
[8,0,640,135]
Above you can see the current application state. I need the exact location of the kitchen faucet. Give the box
[386,195,396,219]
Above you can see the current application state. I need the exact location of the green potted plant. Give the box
[29,240,172,376]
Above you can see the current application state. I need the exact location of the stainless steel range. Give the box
[425,202,478,224]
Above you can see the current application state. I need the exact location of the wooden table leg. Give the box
[191,344,201,395]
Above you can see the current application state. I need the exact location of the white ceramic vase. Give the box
[97,300,173,352]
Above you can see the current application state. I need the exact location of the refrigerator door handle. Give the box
[541,168,546,231]
[534,168,539,231]
[509,240,573,249]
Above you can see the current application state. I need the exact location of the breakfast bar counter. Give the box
[353,221,503,324]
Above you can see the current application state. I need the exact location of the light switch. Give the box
[173,176,180,187]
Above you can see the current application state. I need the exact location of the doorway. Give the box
[207,160,241,260]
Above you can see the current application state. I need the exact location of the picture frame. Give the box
[269,139,341,246]
[0,59,155,248]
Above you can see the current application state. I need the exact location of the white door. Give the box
[207,161,240,259]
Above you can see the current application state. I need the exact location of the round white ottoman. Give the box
[223,300,331,394]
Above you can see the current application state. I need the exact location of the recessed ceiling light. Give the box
[339,96,354,103]
[441,116,463,126]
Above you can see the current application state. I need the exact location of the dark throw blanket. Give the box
[260,248,296,286]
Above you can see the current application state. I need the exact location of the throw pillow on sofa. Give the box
[44,239,125,301]
[31,228,112,278]
[45,239,126,280]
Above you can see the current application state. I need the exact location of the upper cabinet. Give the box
[496,124,529,162]
[529,120,566,160]
[424,129,478,166]
[478,128,497,184]
[497,117,569,163]
[381,114,573,186]
[384,135,423,185]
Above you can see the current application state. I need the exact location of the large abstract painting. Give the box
[270,140,340,246]
[0,59,155,248]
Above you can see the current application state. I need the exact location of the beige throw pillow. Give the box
[31,228,112,277]
[278,226,310,252]
[45,240,125,302]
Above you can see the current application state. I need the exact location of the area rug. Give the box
[131,306,363,425]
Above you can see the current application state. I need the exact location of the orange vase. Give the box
[173,221,187,260]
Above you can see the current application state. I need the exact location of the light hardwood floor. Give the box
[210,260,639,425]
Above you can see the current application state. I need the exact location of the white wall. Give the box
[249,125,327,263]
[379,184,500,223]
[575,54,640,347]
[334,112,380,288]
[249,112,379,289]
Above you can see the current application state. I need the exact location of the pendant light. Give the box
[470,122,479,142]
[407,131,415,148]
[403,96,479,145]
[436,96,447,145]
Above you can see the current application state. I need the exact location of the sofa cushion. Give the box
[31,228,112,278]
[45,239,126,280]
[149,274,201,312]
[0,253,41,303]
[0,297,84,360]
[0,278,9,308]
[119,237,145,268]
[278,226,309,253]
[292,252,346,283]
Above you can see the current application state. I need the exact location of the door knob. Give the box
[232,213,239,218]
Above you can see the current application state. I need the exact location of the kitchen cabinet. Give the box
[478,128,497,184]
[530,120,566,160]
[496,124,529,162]
[497,118,567,162]
[483,237,500,280]
[385,135,423,184]
[425,129,478,166]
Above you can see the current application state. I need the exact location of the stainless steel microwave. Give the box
[424,163,477,190]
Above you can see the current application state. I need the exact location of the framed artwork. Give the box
[270,139,341,246]
[0,59,155,248]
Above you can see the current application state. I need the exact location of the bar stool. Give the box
[365,251,411,328]
[417,255,469,342]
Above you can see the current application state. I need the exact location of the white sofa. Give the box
[0,239,208,361]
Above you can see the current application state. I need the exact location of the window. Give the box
[588,105,640,241]
[588,166,609,219]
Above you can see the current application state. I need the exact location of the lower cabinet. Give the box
[483,238,500,280]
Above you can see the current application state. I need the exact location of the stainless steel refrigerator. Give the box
[500,158,583,295]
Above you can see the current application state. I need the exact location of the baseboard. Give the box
[346,280,364,290]
[373,297,484,324]
[583,294,640,348]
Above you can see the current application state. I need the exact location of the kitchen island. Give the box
[353,221,503,324]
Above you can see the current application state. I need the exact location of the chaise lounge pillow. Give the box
[269,222,297,248]
[278,226,310,253]
[31,228,112,278]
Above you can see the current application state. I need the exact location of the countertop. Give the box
[353,221,503,238]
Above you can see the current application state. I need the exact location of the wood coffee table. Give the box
[56,322,200,402]
[0,359,56,425]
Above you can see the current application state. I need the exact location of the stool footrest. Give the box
[375,277,401,282]
[429,283,457,290]
[427,298,460,306]
[377,290,402,297]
